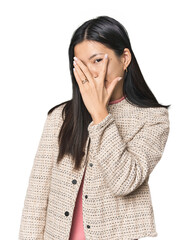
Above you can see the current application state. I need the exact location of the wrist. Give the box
[91,109,109,125]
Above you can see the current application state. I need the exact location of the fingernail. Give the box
[117,77,122,81]
[105,54,108,59]
[74,56,78,61]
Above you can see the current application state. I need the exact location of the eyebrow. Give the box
[88,53,104,60]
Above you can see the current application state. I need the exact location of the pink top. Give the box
[69,167,87,240]
[69,95,126,240]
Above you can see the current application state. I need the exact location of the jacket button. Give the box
[89,163,93,167]
[65,211,69,216]
[72,179,77,184]
[85,195,88,199]
[87,225,90,229]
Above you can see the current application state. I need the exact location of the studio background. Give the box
[0,0,189,239]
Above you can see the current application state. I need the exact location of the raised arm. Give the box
[87,107,170,197]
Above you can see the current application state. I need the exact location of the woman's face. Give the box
[73,40,130,91]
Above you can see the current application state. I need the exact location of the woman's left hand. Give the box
[73,53,122,124]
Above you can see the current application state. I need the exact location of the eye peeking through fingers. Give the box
[94,58,103,63]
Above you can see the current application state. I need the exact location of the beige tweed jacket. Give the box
[19,98,170,240]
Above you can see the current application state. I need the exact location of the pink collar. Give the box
[108,95,126,105]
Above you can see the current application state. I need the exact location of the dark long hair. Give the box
[47,15,171,171]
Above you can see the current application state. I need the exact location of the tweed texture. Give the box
[19,98,170,240]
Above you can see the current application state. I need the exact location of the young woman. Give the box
[19,15,170,240]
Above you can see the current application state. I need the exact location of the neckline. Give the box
[108,95,126,105]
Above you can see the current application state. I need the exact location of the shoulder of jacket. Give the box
[141,106,169,125]
[44,103,67,135]
[47,102,67,119]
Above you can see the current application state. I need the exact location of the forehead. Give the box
[74,40,112,58]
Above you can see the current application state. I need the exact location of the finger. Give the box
[73,57,94,84]
[73,67,84,91]
[73,62,87,84]
[107,77,122,96]
[99,53,108,84]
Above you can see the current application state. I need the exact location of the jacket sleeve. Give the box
[18,109,58,239]
[87,107,170,197]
